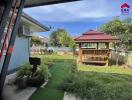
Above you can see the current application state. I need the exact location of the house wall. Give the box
[8,35,30,72]
[0,35,30,73]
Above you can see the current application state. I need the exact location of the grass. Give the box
[61,64,132,100]
[29,54,132,100]
[61,71,132,100]
[78,64,132,75]
[28,54,75,100]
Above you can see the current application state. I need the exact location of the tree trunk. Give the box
[116,49,119,66]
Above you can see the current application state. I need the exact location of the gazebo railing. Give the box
[82,49,110,64]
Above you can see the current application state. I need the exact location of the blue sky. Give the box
[24,0,132,37]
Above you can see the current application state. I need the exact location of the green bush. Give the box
[37,65,52,80]
[128,45,132,51]
[65,60,77,74]
[16,63,51,87]
[17,63,32,77]
[60,71,132,100]
[17,63,51,79]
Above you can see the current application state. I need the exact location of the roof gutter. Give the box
[22,12,50,31]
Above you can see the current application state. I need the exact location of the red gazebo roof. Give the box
[74,30,119,43]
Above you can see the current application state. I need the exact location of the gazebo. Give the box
[74,30,119,65]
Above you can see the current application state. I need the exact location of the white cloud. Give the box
[24,0,131,22]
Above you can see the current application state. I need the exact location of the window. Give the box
[99,43,106,49]
[82,43,88,48]
[82,43,97,49]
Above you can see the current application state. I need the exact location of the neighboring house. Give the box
[0,13,49,73]
[38,35,49,47]
[31,35,50,54]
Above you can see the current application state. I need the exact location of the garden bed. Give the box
[60,64,132,100]
[28,54,75,100]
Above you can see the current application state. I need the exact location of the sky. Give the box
[24,0,132,37]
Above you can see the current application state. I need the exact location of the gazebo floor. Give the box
[83,54,108,58]
[82,60,108,64]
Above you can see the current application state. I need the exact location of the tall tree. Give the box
[50,29,63,46]
[100,17,132,49]
[59,30,70,47]
[100,17,132,65]
[50,29,75,48]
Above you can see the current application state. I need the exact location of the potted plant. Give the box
[16,63,51,88]
[28,65,51,87]
[16,63,32,89]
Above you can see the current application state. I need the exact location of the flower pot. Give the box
[28,75,44,87]
[16,76,28,89]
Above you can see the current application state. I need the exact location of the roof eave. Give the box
[24,0,80,8]
[22,13,50,31]
[75,39,120,43]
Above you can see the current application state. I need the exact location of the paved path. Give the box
[3,73,81,100]
[63,92,82,100]
[2,85,36,100]
[2,72,37,100]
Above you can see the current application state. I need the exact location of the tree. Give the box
[59,30,71,47]
[123,17,132,23]
[50,30,61,46]
[31,36,42,46]
[100,17,132,49]
[100,17,132,65]
[50,29,75,48]
[69,37,76,48]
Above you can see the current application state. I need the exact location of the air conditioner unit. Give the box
[19,24,32,37]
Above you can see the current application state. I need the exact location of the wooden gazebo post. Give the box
[97,42,99,49]
[106,42,109,49]
[78,43,82,63]
[105,42,110,66]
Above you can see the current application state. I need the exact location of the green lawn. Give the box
[61,64,132,100]
[78,64,132,75]
[28,54,132,100]
[28,54,75,100]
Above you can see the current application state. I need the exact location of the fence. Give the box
[110,50,132,67]
[30,46,73,55]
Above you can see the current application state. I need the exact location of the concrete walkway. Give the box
[2,85,36,100]
[3,73,82,100]
[63,92,82,100]
[2,72,37,100]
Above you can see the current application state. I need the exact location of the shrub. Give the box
[128,45,132,51]
[37,65,52,80]
[65,59,77,73]
[60,71,132,100]
[16,63,51,87]
[17,63,32,77]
